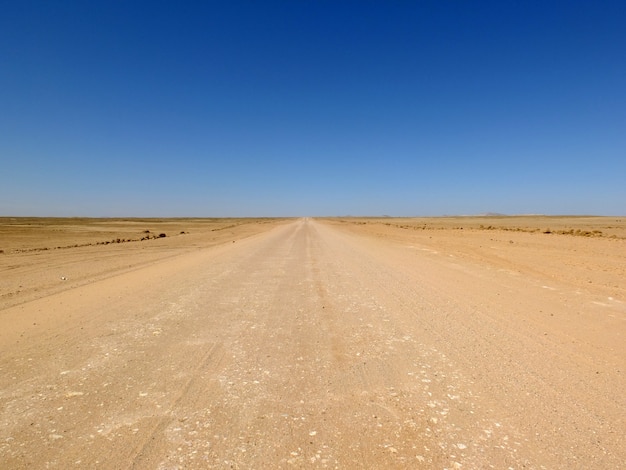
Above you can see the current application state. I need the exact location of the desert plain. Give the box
[0,216,624,468]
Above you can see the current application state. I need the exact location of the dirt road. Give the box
[1,218,624,468]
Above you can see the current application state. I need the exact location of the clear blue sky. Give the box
[1,1,625,216]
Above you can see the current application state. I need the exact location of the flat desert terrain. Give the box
[1,216,624,468]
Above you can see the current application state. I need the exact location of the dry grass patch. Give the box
[324,216,626,239]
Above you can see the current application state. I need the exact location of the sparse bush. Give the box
[158,233,166,238]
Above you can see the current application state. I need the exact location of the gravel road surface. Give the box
[1,218,624,468]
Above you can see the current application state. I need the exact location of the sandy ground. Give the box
[0,216,624,468]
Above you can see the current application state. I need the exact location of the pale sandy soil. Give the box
[0,217,624,468]
[0,218,286,310]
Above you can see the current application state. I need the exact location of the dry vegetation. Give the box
[0,217,285,254]
[327,215,626,239]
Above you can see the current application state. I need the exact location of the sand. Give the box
[1,216,624,468]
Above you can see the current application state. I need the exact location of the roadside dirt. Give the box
[1,217,624,468]
[0,218,287,310]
